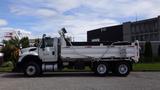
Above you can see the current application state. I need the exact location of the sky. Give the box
[0,0,160,41]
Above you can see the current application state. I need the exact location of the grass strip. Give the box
[133,63,160,71]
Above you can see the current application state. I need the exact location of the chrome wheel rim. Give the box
[26,65,36,76]
[118,64,128,74]
[97,64,107,74]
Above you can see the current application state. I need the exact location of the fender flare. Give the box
[18,54,42,67]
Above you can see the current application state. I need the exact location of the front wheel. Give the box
[24,62,41,77]
[94,63,108,76]
[115,62,130,76]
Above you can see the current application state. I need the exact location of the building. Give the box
[0,29,31,42]
[87,16,160,56]
[87,25,123,42]
[123,16,160,56]
[123,16,160,41]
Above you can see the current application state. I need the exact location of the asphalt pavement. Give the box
[0,72,160,90]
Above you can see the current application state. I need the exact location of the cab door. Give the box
[39,37,57,62]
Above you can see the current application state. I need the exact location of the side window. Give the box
[45,38,54,47]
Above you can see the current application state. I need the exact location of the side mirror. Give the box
[41,38,45,49]
[40,34,46,50]
[43,34,46,38]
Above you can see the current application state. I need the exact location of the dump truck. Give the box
[16,28,140,77]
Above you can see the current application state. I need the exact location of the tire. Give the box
[115,62,130,76]
[24,62,41,77]
[94,63,108,76]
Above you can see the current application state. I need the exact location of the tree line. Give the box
[1,37,29,67]
[141,41,160,63]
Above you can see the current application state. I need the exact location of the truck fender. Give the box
[18,54,42,67]
[18,51,38,62]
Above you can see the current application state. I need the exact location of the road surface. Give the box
[0,72,160,90]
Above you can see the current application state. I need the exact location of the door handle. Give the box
[44,53,49,55]
[52,51,55,55]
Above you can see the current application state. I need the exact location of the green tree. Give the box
[144,41,152,57]
[158,45,160,56]
[1,37,20,67]
[34,38,40,47]
[20,37,29,48]
[144,41,153,62]
[3,37,20,48]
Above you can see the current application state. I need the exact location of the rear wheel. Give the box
[24,62,41,77]
[94,63,108,76]
[115,62,130,76]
